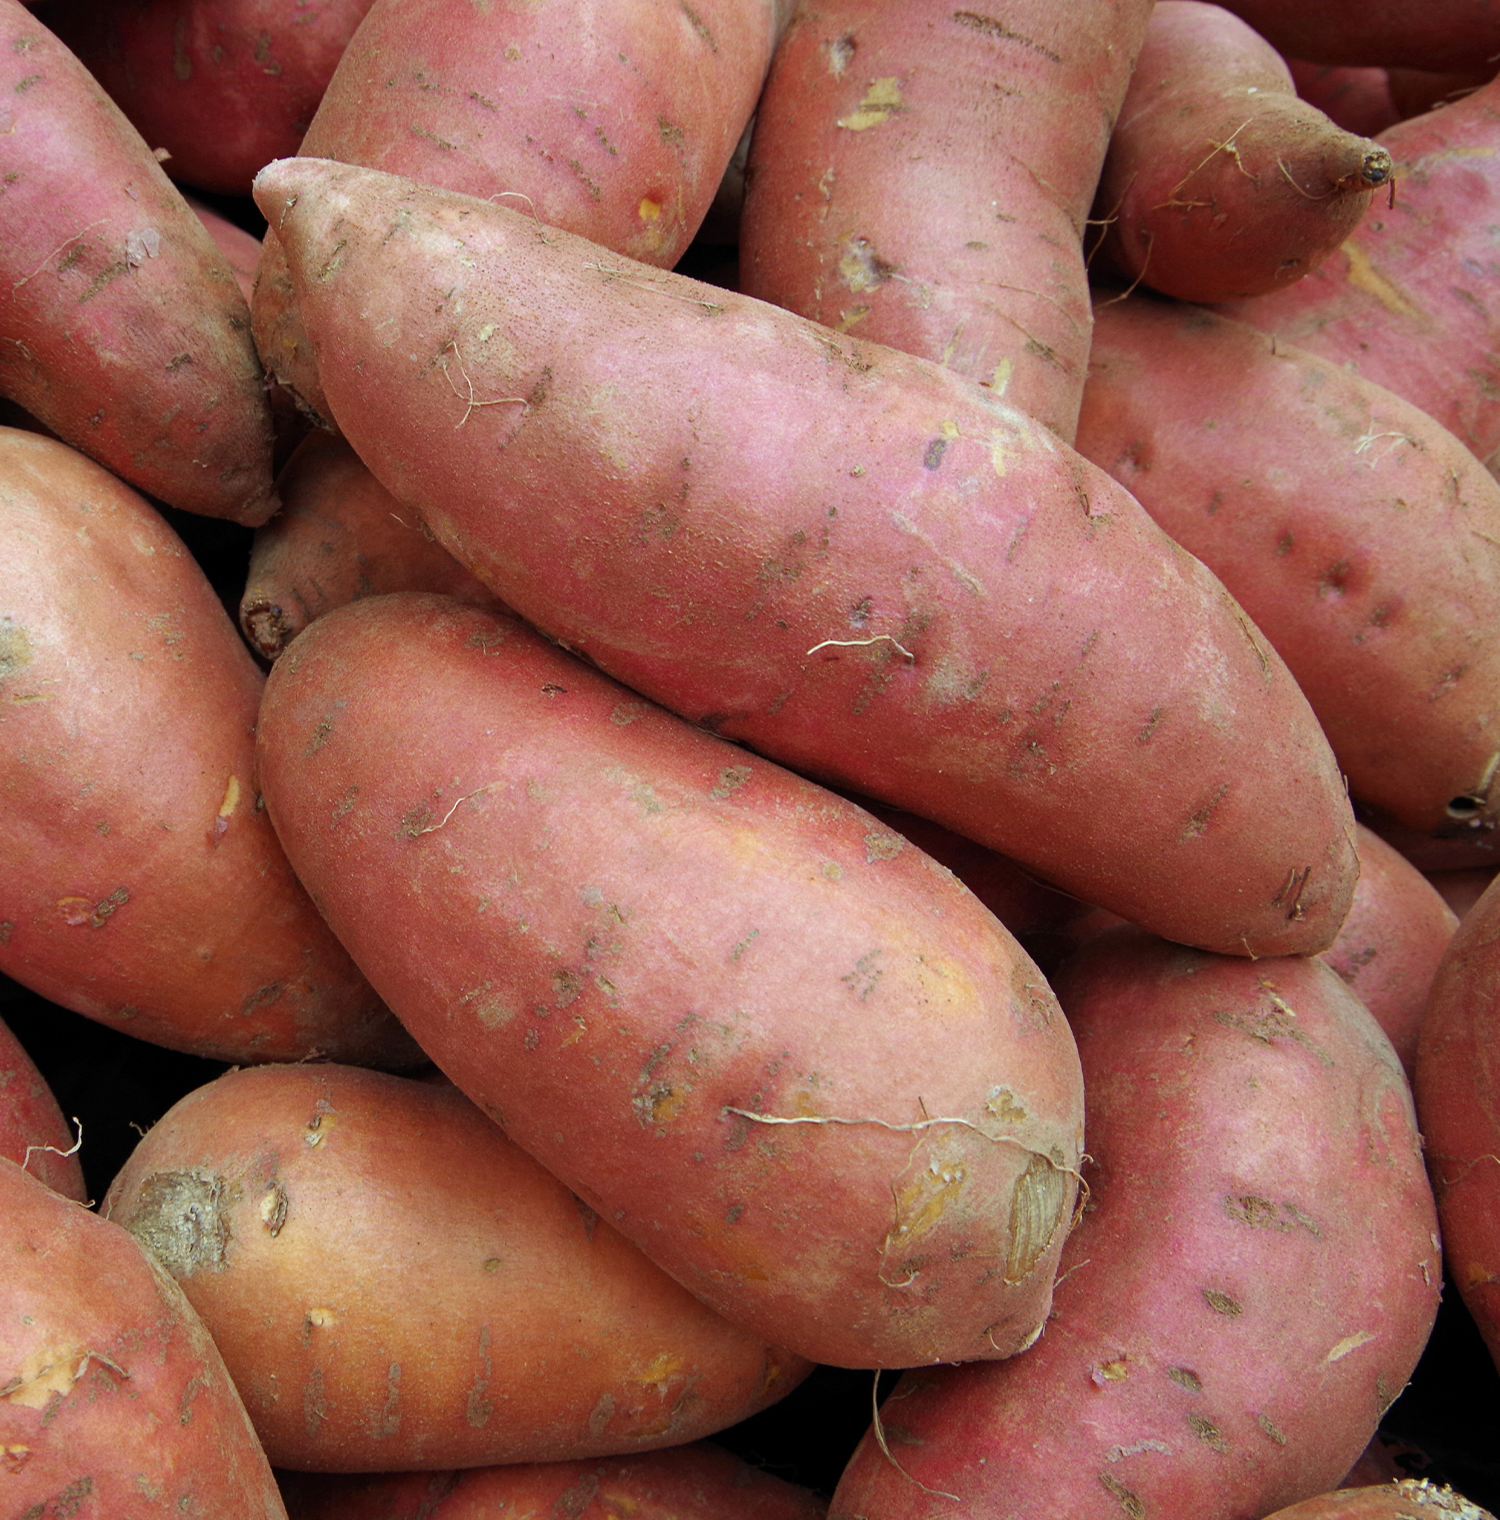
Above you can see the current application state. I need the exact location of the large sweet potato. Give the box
[249,156,1359,958]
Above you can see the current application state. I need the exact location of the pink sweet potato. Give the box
[1091,3,1392,303]
[831,931,1440,1520]
[255,593,1086,1370]
[106,1064,808,1471]
[0,1013,84,1201]
[0,0,277,524]
[249,156,1359,958]
[738,0,1155,442]
[0,427,416,1066]
[0,1156,288,1518]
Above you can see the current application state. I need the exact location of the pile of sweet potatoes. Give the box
[3,0,1500,1516]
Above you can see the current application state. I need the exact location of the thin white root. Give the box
[871,1371,960,1501]
[487,190,558,244]
[805,635,916,660]
[582,263,725,314]
[441,340,530,429]
[22,1116,82,1173]
[413,785,492,835]
[13,220,109,291]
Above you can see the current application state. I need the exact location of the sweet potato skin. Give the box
[0,428,415,1066]
[1076,297,1500,838]
[830,932,1440,1520]
[254,594,1085,1369]
[0,1013,85,1200]
[738,0,1155,441]
[0,1157,288,1519]
[105,1064,808,1471]
[1092,3,1392,303]
[1265,1480,1496,1518]
[0,0,277,524]
[250,156,1359,959]
[1214,0,1500,72]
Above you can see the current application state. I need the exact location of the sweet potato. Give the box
[1288,60,1400,139]
[831,930,1440,1520]
[1265,1481,1496,1518]
[43,0,375,195]
[738,0,1154,442]
[0,1013,85,1201]
[0,427,416,1066]
[1213,0,1500,73]
[278,1444,829,1520]
[253,0,786,423]
[249,156,1359,958]
[240,431,510,660]
[0,0,277,524]
[1091,3,1392,303]
[254,593,1086,1369]
[1076,296,1500,839]
[106,1063,808,1471]
[0,1156,288,1518]
[1221,75,1500,471]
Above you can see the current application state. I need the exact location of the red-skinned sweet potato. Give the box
[255,593,1086,1370]
[1221,75,1500,472]
[278,1443,829,1520]
[106,1063,809,1471]
[1288,60,1400,139]
[0,0,277,524]
[0,1013,85,1201]
[0,1156,288,1518]
[1091,3,1392,303]
[738,0,1154,442]
[1076,296,1500,838]
[240,431,510,660]
[1266,1481,1496,1518]
[831,930,1441,1520]
[0,427,416,1066]
[43,0,376,195]
[1213,0,1500,73]
[249,156,1359,958]
[252,0,787,423]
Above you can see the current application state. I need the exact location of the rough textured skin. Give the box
[105,1064,808,1471]
[241,431,510,660]
[0,1013,85,1200]
[1222,76,1500,472]
[830,932,1441,1520]
[253,0,784,422]
[250,158,1359,958]
[1212,0,1500,72]
[1414,874,1500,1378]
[0,1158,288,1520]
[42,0,376,195]
[1076,297,1500,837]
[1267,1480,1496,1518]
[738,0,1155,442]
[278,1444,829,1520]
[0,0,278,524]
[255,595,1086,1369]
[0,428,417,1066]
[1092,3,1392,303]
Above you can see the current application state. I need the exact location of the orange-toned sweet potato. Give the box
[106,1063,809,1471]
[0,427,416,1066]
[1076,296,1500,839]
[253,0,786,423]
[250,156,1359,958]
[831,931,1440,1520]
[240,432,510,660]
[44,0,375,195]
[0,1156,288,1518]
[279,1444,829,1520]
[739,0,1155,442]
[1091,3,1392,303]
[255,594,1086,1370]
[0,0,277,524]
[0,1013,85,1201]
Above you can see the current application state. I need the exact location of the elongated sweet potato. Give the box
[0,0,277,524]
[107,1063,808,1470]
[249,156,1359,958]
[0,1157,288,1519]
[253,0,786,422]
[831,931,1440,1520]
[45,0,376,195]
[739,0,1154,442]
[0,427,416,1066]
[240,431,510,660]
[1076,296,1500,838]
[1091,3,1392,303]
[255,593,1086,1370]
[1222,75,1500,471]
